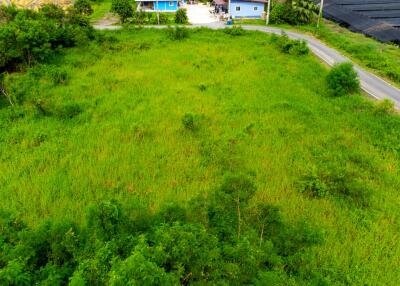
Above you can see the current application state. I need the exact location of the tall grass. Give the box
[0,28,400,284]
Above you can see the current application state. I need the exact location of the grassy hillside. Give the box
[235,19,400,86]
[1,28,400,284]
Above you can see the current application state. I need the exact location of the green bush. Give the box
[48,67,70,85]
[111,0,133,23]
[167,26,189,40]
[73,0,94,16]
[0,176,325,286]
[372,99,395,115]
[0,5,95,71]
[271,33,309,55]
[55,103,82,119]
[224,26,245,36]
[269,0,317,25]
[299,164,372,207]
[270,3,292,24]
[182,112,195,130]
[326,62,360,96]
[175,8,188,24]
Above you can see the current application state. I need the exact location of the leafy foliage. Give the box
[130,11,174,25]
[175,8,188,24]
[111,0,133,23]
[167,26,189,40]
[291,0,318,24]
[182,112,195,130]
[74,0,94,16]
[224,26,245,36]
[0,5,94,72]
[270,0,318,25]
[271,33,309,55]
[0,174,324,285]
[373,99,395,115]
[327,62,360,96]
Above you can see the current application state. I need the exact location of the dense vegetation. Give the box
[0,4,95,72]
[299,21,400,86]
[326,62,359,97]
[269,0,318,25]
[1,24,400,284]
[0,176,324,285]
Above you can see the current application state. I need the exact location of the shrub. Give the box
[269,3,290,24]
[373,99,395,115]
[291,0,318,24]
[39,4,65,21]
[326,62,360,96]
[55,103,82,119]
[269,0,317,25]
[167,26,189,40]
[158,13,169,24]
[131,11,146,24]
[74,0,94,16]
[299,166,372,207]
[224,26,245,36]
[109,250,178,285]
[271,33,309,55]
[298,172,328,197]
[182,112,195,130]
[0,260,31,285]
[0,6,94,71]
[48,67,70,85]
[175,8,188,24]
[111,0,133,23]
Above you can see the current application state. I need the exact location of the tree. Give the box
[111,0,133,23]
[175,8,188,24]
[253,204,282,247]
[291,0,318,24]
[218,173,256,239]
[74,0,94,16]
[0,73,13,106]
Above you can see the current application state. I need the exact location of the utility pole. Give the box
[317,0,324,28]
[266,0,271,25]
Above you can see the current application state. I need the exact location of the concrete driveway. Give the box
[186,4,219,24]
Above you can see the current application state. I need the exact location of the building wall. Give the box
[153,0,178,11]
[230,1,265,18]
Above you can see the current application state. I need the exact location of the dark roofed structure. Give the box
[324,0,400,43]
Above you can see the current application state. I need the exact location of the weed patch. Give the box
[271,33,309,55]
[167,27,189,41]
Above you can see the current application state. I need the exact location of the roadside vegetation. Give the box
[298,21,400,86]
[108,0,186,25]
[1,25,400,284]
[234,0,400,87]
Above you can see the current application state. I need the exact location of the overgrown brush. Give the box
[0,174,325,285]
[326,62,359,96]
[269,0,318,25]
[175,8,188,24]
[167,26,189,40]
[0,4,95,73]
[224,26,245,36]
[271,33,309,55]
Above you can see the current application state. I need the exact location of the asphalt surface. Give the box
[94,22,400,108]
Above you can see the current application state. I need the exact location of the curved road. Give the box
[94,22,400,108]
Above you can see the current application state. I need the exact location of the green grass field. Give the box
[1,28,400,284]
[90,0,112,22]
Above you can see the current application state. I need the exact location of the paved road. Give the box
[94,22,400,108]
